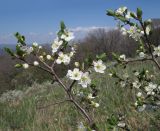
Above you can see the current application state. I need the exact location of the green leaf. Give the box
[60,21,66,31]
[106,9,115,16]
[137,8,143,20]
[16,44,25,57]
[14,32,26,46]
[96,53,106,61]
[117,16,127,22]
[4,47,14,56]
[130,12,136,19]
[14,64,22,68]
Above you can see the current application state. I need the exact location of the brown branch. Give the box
[68,80,76,91]
[15,53,94,128]
[15,56,53,75]
[123,57,152,64]
[70,99,93,125]
[139,20,160,70]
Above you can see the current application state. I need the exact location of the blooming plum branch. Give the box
[5,21,106,130]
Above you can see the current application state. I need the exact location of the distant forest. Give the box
[0,18,160,94]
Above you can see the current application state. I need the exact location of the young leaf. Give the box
[4,47,14,56]
[130,12,136,19]
[16,44,25,57]
[14,64,22,68]
[137,8,142,20]
[96,53,107,61]
[14,32,26,45]
[60,21,66,31]
[106,9,115,16]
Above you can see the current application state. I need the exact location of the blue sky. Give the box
[0,0,160,44]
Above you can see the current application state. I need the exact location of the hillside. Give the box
[0,62,160,130]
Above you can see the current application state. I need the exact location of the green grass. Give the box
[0,61,160,131]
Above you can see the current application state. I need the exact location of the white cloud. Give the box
[70,26,112,32]
[69,26,112,39]
[0,26,113,44]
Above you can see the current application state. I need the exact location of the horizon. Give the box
[0,0,160,44]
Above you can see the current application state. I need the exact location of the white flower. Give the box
[146,25,151,35]
[108,73,113,77]
[61,31,74,42]
[119,54,126,60]
[135,101,138,106]
[151,91,155,95]
[39,55,43,60]
[75,62,79,67]
[132,81,141,89]
[117,122,126,128]
[46,55,52,60]
[94,103,99,108]
[121,27,127,35]
[147,19,152,23]
[23,63,29,69]
[56,52,64,64]
[145,82,157,95]
[127,26,143,41]
[134,72,139,76]
[145,70,149,73]
[120,81,126,87]
[93,60,106,73]
[78,72,91,88]
[116,7,127,15]
[63,55,71,65]
[67,68,82,80]
[153,45,160,56]
[139,52,145,58]
[33,61,39,66]
[39,46,42,49]
[91,101,99,108]
[52,38,63,53]
[141,30,144,35]
[137,92,142,97]
[20,46,33,54]
[33,42,38,47]
[87,93,95,99]
[125,11,132,19]
[69,51,75,57]
[56,52,71,65]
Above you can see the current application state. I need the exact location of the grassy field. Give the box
[0,61,160,131]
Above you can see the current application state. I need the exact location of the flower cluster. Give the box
[51,38,63,54]
[144,82,160,95]
[67,60,106,88]
[56,52,71,65]
[116,7,127,16]
[121,26,144,41]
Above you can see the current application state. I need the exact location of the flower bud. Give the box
[32,42,38,47]
[139,52,145,58]
[23,63,29,69]
[33,61,39,66]
[39,46,42,49]
[39,55,44,60]
[74,62,79,67]
[46,55,52,60]
[137,92,142,97]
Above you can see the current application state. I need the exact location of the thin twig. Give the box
[139,20,160,70]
